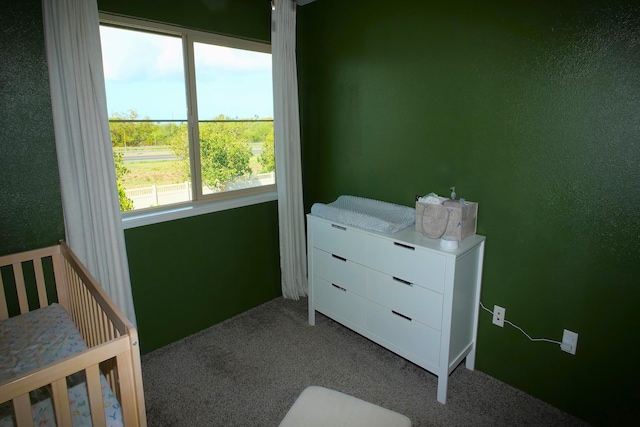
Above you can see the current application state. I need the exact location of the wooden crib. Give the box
[0,242,146,427]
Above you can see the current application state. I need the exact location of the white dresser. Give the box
[307,214,485,404]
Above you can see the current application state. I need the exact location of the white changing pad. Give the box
[311,195,415,234]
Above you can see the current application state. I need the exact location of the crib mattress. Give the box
[311,195,415,234]
[0,303,123,427]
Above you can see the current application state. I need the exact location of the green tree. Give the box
[199,116,252,191]
[258,131,275,173]
[244,117,273,143]
[109,109,158,147]
[114,151,134,211]
[165,122,190,181]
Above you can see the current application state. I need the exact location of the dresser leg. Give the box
[465,344,476,370]
[437,375,448,404]
[308,306,316,325]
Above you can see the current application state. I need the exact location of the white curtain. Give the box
[272,0,308,299]
[42,0,137,324]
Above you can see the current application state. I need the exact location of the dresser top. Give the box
[307,214,485,258]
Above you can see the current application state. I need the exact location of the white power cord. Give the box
[479,301,561,345]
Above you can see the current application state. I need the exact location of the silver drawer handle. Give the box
[331,224,347,231]
[332,254,347,262]
[392,310,412,321]
[393,242,415,251]
[331,283,347,292]
[392,276,413,286]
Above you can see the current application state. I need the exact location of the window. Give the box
[99,15,275,225]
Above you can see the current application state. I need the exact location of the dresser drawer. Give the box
[311,218,367,265]
[313,248,368,297]
[367,237,446,293]
[315,277,367,328]
[367,269,443,331]
[367,301,440,366]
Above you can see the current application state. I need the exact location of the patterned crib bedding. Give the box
[311,195,416,234]
[0,303,123,427]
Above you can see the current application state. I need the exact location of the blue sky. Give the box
[99,26,273,121]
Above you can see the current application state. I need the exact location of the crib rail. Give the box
[0,245,59,320]
[1,337,130,426]
[0,242,147,427]
[57,243,130,346]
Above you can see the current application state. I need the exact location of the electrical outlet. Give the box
[492,305,505,327]
[561,329,578,355]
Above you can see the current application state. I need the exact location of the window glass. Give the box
[99,23,274,214]
[193,43,274,195]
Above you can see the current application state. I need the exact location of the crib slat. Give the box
[52,377,72,427]
[90,297,99,346]
[66,261,80,328]
[13,394,34,427]
[86,364,107,427]
[103,358,118,400]
[33,257,48,308]
[99,309,108,345]
[117,350,138,426]
[80,281,91,344]
[78,280,89,344]
[13,262,29,314]
[0,273,8,320]
[51,250,70,311]
[86,296,95,346]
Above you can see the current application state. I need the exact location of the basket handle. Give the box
[420,204,451,239]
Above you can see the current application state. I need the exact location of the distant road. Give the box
[123,150,177,163]
[122,146,262,162]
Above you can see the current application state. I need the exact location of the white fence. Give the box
[125,172,275,210]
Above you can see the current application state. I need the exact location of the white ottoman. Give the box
[279,386,412,427]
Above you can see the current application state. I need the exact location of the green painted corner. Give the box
[298,0,640,424]
[124,202,282,354]
[0,0,64,256]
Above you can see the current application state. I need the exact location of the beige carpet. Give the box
[140,297,590,426]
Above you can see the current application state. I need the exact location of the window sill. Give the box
[122,191,278,229]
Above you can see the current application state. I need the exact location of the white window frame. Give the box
[99,13,277,229]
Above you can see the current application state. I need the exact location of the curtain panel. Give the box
[42,0,137,324]
[272,0,308,299]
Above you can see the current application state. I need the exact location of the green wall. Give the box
[97,0,281,353]
[98,0,270,42]
[2,0,279,354]
[297,0,640,425]
[0,0,64,256]
[124,203,281,353]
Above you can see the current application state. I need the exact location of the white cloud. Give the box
[100,26,184,82]
[194,43,271,73]
[99,25,273,119]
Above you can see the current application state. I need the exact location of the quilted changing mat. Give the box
[311,195,415,234]
[0,303,123,427]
